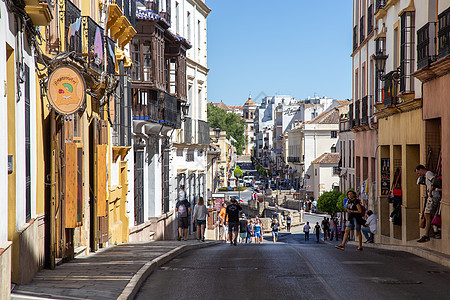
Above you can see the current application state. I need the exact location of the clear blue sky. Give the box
[206,0,353,106]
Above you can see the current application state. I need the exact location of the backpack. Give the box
[359,201,366,217]
[178,202,187,217]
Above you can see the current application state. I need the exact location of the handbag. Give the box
[392,170,402,197]
[431,204,441,227]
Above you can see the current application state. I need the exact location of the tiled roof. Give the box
[306,109,339,124]
[311,153,340,165]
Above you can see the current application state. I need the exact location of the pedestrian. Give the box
[415,164,441,243]
[303,221,311,241]
[335,190,365,251]
[286,212,292,232]
[192,197,208,242]
[217,202,228,241]
[362,210,378,243]
[175,190,191,241]
[247,220,254,243]
[330,217,338,241]
[225,198,242,246]
[321,217,329,240]
[239,214,248,243]
[253,219,263,244]
[271,217,280,243]
[314,222,321,243]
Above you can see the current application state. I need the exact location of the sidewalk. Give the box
[322,237,450,268]
[12,240,222,300]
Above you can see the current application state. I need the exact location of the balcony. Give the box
[198,120,210,146]
[383,71,398,107]
[162,92,179,128]
[83,16,104,75]
[417,22,437,70]
[367,5,373,35]
[361,96,368,125]
[287,157,301,163]
[64,0,81,54]
[132,89,159,122]
[360,16,365,43]
[106,36,116,75]
[354,100,360,126]
[24,0,53,26]
[353,25,358,51]
[438,7,450,59]
[184,117,192,144]
[349,103,354,127]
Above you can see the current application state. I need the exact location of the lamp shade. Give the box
[374,53,388,73]
[214,128,221,139]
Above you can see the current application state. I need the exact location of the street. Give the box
[221,188,253,202]
[136,226,450,300]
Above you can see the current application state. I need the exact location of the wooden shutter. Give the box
[97,144,108,216]
[65,143,78,228]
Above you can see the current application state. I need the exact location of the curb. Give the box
[118,241,223,300]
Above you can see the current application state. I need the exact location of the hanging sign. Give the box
[47,65,86,115]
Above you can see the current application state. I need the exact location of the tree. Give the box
[207,104,246,154]
[317,190,344,217]
[233,166,243,178]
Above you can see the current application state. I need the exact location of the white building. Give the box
[242,97,258,155]
[312,153,341,198]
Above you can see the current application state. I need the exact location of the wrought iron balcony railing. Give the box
[354,100,360,126]
[64,0,82,53]
[383,71,398,107]
[438,7,450,59]
[198,120,210,145]
[360,16,365,43]
[367,5,373,35]
[353,25,358,51]
[162,92,179,128]
[184,117,192,144]
[132,89,159,121]
[84,16,104,75]
[361,96,368,125]
[349,103,354,127]
[417,22,437,69]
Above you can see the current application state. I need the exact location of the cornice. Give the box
[187,57,210,74]
[187,0,211,17]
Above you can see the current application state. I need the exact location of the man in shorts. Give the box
[415,165,441,242]
[226,198,242,246]
[271,217,280,243]
[175,191,191,241]
[239,214,248,243]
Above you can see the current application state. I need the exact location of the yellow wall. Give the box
[378,109,423,146]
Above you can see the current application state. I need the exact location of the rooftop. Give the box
[311,153,340,165]
[305,109,339,124]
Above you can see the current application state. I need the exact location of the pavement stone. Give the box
[12,240,222,300]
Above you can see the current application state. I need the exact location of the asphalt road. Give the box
[136,226,450,300]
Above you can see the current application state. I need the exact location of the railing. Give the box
[349,103,354,127]
[162,92,178,128]
[367,95,374,118]
[287,157,301,163]
[354,100,360,126]
[353,25,358,51]
[360,16,365,43]
[65,0,82,53]
[367,5,373,35]
[132,89,159,121]
[106,36,116,75]
[361,96,368,125]
[85,16,104,75]
[198,120,210,145]
[383,71,397,106]
[376,0,386,11]
[438,7,450,59]
[184,117,192,144]
[417,22,437,69]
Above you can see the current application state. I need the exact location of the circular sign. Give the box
[47,65,86,115]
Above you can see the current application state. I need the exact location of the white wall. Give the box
[313,164,340,199]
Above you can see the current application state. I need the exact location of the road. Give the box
[221,188,253,202]
[136,225,450,299]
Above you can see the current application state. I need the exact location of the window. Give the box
[250,126,254,131]
[362,66,365,96]
[177,149,183,156]
[400,11,415,93]
[331,131,337,138]
[331,145,337,153]
[394,27,399,69]
[333,167,340,175]
[175,2,179,34]
[25,64,31,222]
[187,12,191,41]
[131,39,141,80]
[143,40,152,81]
[315,169,318,176]
[197,20,201,50]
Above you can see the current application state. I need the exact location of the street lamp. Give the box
[180,102,190,121]
[211,128,221,143]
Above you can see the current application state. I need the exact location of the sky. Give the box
[206,0,353,106]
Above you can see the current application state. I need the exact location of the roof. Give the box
[244,97,257,107]
[311,153,340,165]
[211,101,230,111]
[335,100,351,106]
[305,109,339,124]
[229,106,243,110]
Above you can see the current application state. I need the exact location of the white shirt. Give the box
[425,171,441,197]
[366,214,378,234]
[193,204,208,221]
[178,190,186,201]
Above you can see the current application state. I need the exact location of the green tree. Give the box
[233,166,243,178]
[317,190,344,217]
[207,103,246,154]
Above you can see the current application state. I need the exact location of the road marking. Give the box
[287,245,342,300]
